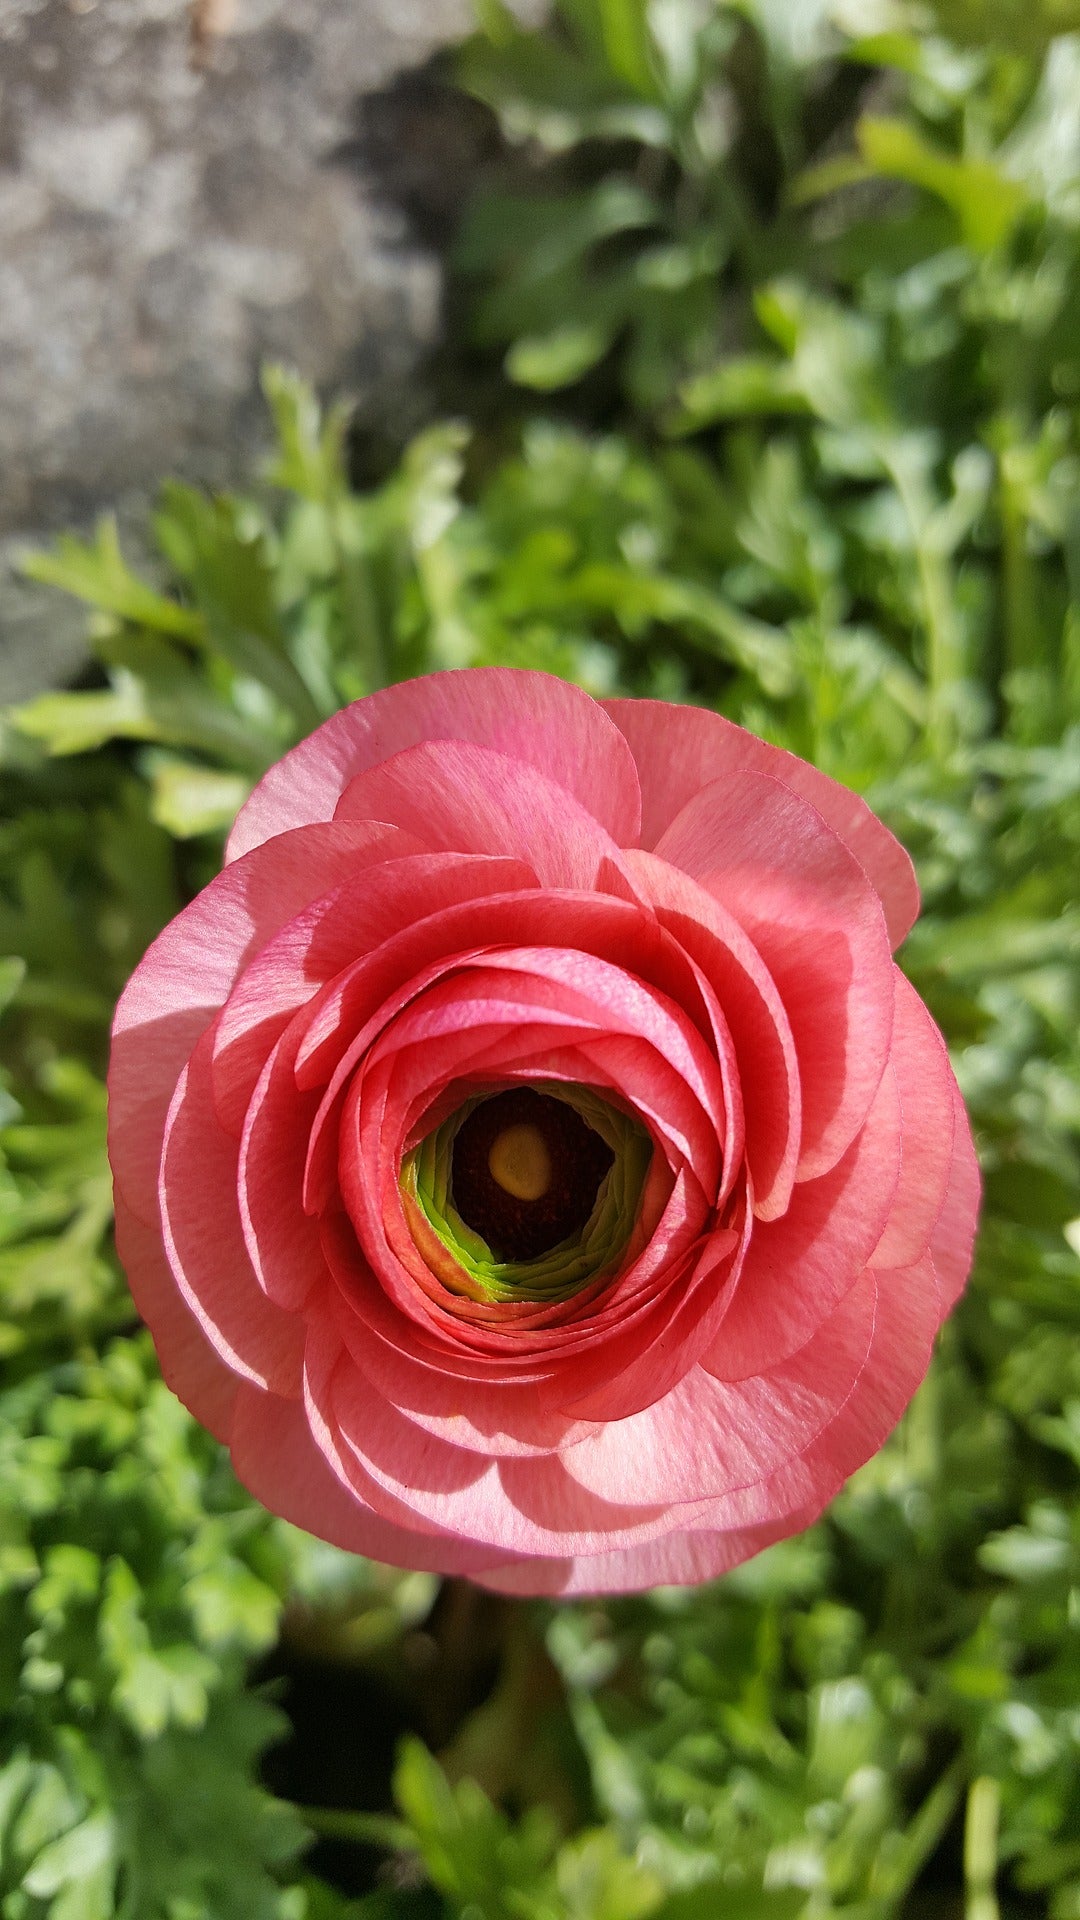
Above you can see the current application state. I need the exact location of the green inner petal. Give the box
[400,1083,652,1304]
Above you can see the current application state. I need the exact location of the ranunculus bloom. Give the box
[109,669,979,1595]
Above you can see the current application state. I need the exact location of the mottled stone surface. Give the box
[0,0,536,699]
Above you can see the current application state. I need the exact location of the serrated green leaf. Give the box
[262,363,351,505]
[20,1809,115,1898]
[19,518,203,640]
[856,116,1030,252]
[153,485,322,729]
[11,679,160,757]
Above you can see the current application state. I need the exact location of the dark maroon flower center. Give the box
[451,1087,615,1263]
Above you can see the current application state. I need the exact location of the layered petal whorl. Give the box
[109,668,979,1594]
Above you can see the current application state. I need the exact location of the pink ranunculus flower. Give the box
[109,668,979,1595]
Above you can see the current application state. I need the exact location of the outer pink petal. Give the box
[333,741,635,892]
[114,1192,239,1445]
[228,1382,514,1579]
[656,770,894,1181]
[316,1322,691,1557]
[603,696,919,947]
[704,1064,902,1379]
[227,667,642,860]
[477,1251,941,1595]
[334,1423,692,1560]
[929,1079,981,1310]
[109,820,407,1226]
[870,971,957,1271]
[471,1522,788,1596]
[559,1265,875,1506]
[329,1282,600,1457]
[698,1253,940,1534]
[158,1031,305,1396]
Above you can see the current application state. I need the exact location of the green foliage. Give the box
[2,0,1080,1915]
[0,1331,300,1918]
[456,0,749,412]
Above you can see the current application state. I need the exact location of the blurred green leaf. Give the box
[507,323,616,389]
[144,753,251,838]
[856,116,1030,252]
[19,517,203,641]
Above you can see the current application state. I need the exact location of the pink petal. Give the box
[238,1031,328,1314]
[656,770,894,1181]
[228,667,642,861]
[870,971,957,1270]
[328,1355,691,1556]
[329,1281,599,1457]
[321,1208,566,1385]
[158,1030,305,1396]
[429,948,728,1161]
[212,852,532,1137]
[228,1381,514,1578]
[333,741,636,892]
[476,1251,941,1595]
[110,821,408,1226]
[700,1252,941,1533]
[114,1191,239,1444]
[325,1052,710,1396]
[603,696,919,947]
[294,888,744,1209]
[338,1019,719,1347]
[624,850,801,1219]
[293,886,661,1094]
[550,1205,747,1421]
[334,962,727,1276]
[305,1315,690,1557]
[322,1148,696,1386]
[560,1266,875,1506]
[704,1063,902,1379]
[469,1524,780,1596]
[930,1079,981,1310]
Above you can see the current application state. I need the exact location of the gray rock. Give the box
[0,0,542,700]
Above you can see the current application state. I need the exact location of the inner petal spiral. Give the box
[399,1083,653,1304]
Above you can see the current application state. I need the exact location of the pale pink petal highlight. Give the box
[603,695,919,946]
[656,771,894,1180]
[229,667,642,860]
[705,1064,902,1379]
[114,1192,239,1445]
[159,1032,305,1396]
[333,740,635,892]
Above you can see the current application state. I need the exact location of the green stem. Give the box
[299,1806,414,1853]
[999,453,1038,687]
[333,502,390,693]
[886,450,965,761]
[871,1754,967,1903]
[964,1776,1002,1920]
